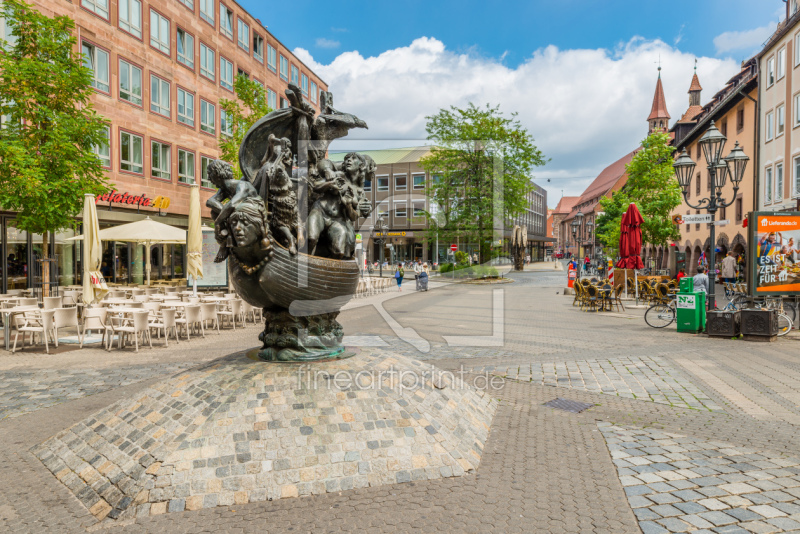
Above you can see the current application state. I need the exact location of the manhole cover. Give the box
[543,398,594,413]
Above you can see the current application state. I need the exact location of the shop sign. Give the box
[95,191,171,211]
[376,231,408,237]
[748,211,800,295]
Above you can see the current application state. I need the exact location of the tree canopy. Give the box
[219,74,272,179]
[419,103,547,262]
[0,0,110,254]
[597,131,681,255]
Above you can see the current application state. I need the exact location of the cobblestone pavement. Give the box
[3,269,800,532]
[601,422,800,533]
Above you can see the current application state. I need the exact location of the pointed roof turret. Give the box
[648,67,671,121]
[689,73,702,92]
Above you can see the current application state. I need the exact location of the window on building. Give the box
[200,156,213,188]
[120,130,143,174]
[394,202,407,218]
[796,32,800,67]
[118,0,142,38]
[377,203,388,219]
[81,0,108,19]
[177,28,194,69]
[720,119,727,137]
[118,59,142,105]
[220,4,233,38]
[253,34,263,62]
[720,205,726,221]
[766,111,775,141]
[267,44,277,71]
[412,202,425,219]
[778,104,786,136]
[220,56,233,90]
[280,97,288,109]
[200,44,215,80]
[220,108,232,137]
[377,176,389,192]
[695,143,701,160]
[768,56,775,86]
[82,42,109,93]
[0,11,18,49]
[695,210,700,231]
[279,55,288,81]
[150,10,169,54]
[94,126,111,168]
[178,0,193,9]
[267,88,277,110]
[394,175,407,191]
[150,75,170,117]
[737,107,745,132]
[178,149,195,184]
[778,47,786,80]
[310,81,317,103]
[199,0,214,25]
[237,18,249,51]
[237,67,248,79]
[765,167,773,204]
[795,156,800,198]
[200,100,215,134]
[412,174,425,189]
[735,198,743,223]
[301,73,308,95]
[291,65,299,85]
[363,178,371,191]
[695,171,700,196]
[776,162,784,202]
[151,140,171,180]
[177,88,194,126]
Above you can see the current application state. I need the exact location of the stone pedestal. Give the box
[32,350,497,522]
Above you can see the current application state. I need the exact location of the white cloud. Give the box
[713,23,776,54]
[294,37,738,201]
[316,38,340,49]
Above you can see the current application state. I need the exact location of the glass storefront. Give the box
[54,228,79,286]
[6,221,28,290]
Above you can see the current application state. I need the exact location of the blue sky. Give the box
[240,0,782,204]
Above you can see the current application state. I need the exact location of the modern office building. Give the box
[0,0,326,290]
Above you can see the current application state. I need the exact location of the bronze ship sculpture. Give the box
[206,84,373,361]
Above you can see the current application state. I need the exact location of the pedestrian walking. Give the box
[394,263,404,291]
[721,251,736,285]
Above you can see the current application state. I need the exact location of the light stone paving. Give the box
[0,363,197,420]
[32,349,497,523]
[472,355,723,412]
[600,422,800,533]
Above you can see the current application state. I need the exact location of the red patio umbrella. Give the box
[616,203,644,270]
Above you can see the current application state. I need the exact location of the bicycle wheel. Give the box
[777,313,793,336]
[783,302,797,325]
[645,303,675,328]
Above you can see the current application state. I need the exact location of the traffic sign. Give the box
[450,244,457,251]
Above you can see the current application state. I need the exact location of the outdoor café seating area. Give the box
[0,286,260,354]
[573,277,679,312]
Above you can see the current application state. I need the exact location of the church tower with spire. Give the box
[672,61,704,145]
[647,66,671,134]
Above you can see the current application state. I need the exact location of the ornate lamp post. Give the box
[673,121,749,311]
[373,216,389,278]
[585,219,595,258]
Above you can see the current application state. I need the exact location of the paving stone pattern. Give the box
[31,350,496,523]
[601,422,800,533]
[0,363,197,420]
[474,355,723,412]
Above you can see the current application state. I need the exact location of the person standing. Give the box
[721,251,737,284]
[394,263,404,291]
[693,266,709,294]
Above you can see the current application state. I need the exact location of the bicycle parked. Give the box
[719,283,794,336]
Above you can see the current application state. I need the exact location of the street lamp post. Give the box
[374,217,388,278]
[586,219,595,259]
[673,121,750,312]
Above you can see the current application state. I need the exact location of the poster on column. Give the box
[194,229,229,288]
[748,211,800,295]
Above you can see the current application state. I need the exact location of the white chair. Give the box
[175,304,202,340]
[132,295,149,303]
[142,301,161,316]
[18,297,38,306]
[241,300,262,324]
[108,290,126,299]
[200,302,220,335]
[52,307,82,348]
[62,291,80,308]
[144,287,161,296]
[113,310,151,352]
[12,310,54,353]
[130,289,145,296]
[149,307,178,346]
[216,299,242,330]
[82,308,114,350]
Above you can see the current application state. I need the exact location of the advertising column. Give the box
[749,212,800,295]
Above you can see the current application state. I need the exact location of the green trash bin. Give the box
[676,291,706,333]
[679,276,694,293]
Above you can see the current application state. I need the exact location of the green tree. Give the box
[596,131,681,256]
[219,74,272,179]
[420,103,547,263]
[0,0,110,283]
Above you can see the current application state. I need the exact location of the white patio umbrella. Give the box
[82,194,108,306]
[71,217,187,285]
[187,184,203,296]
